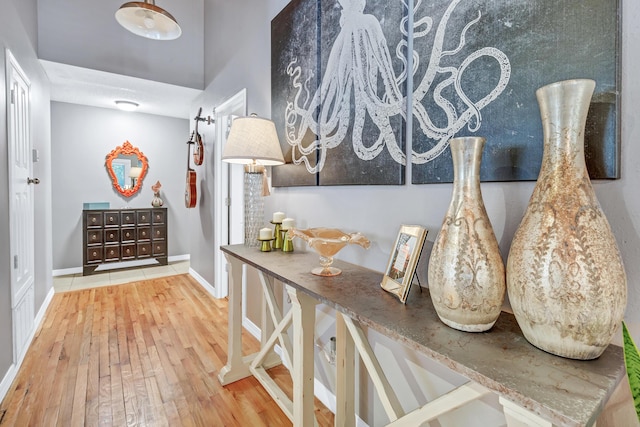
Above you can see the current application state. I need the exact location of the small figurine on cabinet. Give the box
[151,180,164,207]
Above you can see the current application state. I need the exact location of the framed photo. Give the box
[381,225,428,303]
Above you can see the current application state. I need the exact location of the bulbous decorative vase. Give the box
[507,79,627,360]
[428,137,506,332]
[151,193,164,207]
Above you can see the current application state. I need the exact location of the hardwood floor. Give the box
[0,274,334,426]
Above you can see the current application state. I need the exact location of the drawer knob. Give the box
[91,218,96,223]
[92,251,97,256]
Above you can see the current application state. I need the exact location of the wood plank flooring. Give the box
[0,274,334,426]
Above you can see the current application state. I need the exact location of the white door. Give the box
[213,89,246,298]
[6,49,36,364]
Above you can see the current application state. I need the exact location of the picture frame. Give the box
[381,225,428,304]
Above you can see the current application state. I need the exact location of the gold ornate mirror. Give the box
[105,140,149,197]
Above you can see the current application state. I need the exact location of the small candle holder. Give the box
[271,221,283,250]
[281,228,294,252]
[258,238,274,252]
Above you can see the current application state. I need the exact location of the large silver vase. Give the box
[428,137,506,332]
[507,79,627,360]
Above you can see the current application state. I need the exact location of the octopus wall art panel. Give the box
[271,0,620,186]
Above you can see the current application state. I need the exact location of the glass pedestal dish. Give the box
[290,227,370,276]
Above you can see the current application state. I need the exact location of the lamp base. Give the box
[244,172,264,247]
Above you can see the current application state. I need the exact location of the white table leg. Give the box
[335,312,355,427]
[499,397,553,427]
[287,285,319,427]
[218,255,251,385]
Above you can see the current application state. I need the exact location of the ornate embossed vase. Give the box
[428,137,506,332]
[507,79,627,360]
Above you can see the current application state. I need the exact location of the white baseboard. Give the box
[0,286,55,404]
[52,254,190,277]
[188,267,218,297]
[242,316,262,341]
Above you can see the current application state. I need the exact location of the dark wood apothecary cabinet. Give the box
[82,208,168,275]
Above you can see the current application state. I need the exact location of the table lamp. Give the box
[222,114,284,246]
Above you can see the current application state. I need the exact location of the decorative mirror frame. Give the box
[105,140,149,197]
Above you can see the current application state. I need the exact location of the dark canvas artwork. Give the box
[271,0,620,187]
[410,0,620,183]
[271,0,408,187]
[271,0,319,187]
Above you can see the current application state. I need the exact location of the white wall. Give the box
[202,0,640,425]
[50,102,191,270]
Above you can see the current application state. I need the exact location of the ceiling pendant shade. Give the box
[115,1,182,41]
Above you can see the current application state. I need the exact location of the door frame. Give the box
[213,89,247,298]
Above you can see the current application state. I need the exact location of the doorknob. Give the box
[27,177,40,185]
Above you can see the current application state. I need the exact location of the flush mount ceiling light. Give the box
[115,100,139,111]
[115,1,182,41]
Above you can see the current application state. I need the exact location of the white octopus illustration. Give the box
[284,0,511,173]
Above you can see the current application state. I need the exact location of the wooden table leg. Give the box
[499,397,552,427]
[335,312,355,427]
[218,255,251,385]
[287,285,319,427]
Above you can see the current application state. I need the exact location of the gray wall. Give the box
[187,0,279,289]
[201,0,640,425]
[37,0,205,89]
[50,102,191,270]
[0,0,52,383]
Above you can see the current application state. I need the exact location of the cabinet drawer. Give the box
[104,212,120,227]
[86,230,103,245]
[152,226,166,240]
[86,247,103,263]
[137,242,152,258]
[152,241,166,257]
[137,210,151,225]
[121,227,135,242]
[86,212,103,228]
[121,211,136,225]
[152,209,165,224]
[137,227,151,241]
[121,243,136,260]
[104,245,120,262]
[104,229,120,243]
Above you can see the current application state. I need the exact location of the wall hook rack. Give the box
[194,107,214,125]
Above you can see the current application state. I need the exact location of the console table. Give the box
[82,208,168,275]
[219,244,627,427]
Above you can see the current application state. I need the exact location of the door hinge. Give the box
[10,89,15,104]
[225,197,231,207]
[14,255,18,269]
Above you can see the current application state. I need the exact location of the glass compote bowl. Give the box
[290,227,370,276]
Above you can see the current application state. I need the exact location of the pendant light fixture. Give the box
[115,1,182,41]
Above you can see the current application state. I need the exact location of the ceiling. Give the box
[41,60,202,120]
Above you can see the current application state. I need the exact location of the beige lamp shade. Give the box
[222,116,285,166]
[129,166,143,178]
